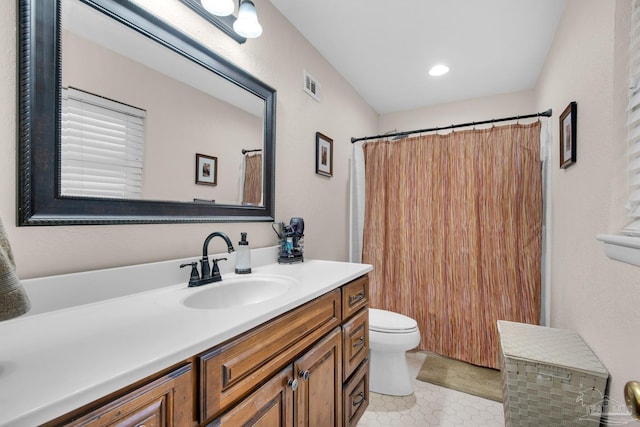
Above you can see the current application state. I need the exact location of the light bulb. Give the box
[233,0,263,38]
[201,0,234,17]
[429,64,450,77]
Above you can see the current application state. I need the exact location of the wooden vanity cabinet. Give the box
[210,327,343,427]
[42,274,370,427]
[204,275,369,427]
[340,276,370,427]
[198,289,342,422]
[43,364,194,427]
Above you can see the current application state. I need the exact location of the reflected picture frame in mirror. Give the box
[17,0,276,225]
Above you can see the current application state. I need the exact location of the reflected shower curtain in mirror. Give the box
[362,122,542,369]
[241,153,262,205]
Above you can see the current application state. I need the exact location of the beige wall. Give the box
[379,90,536,134]
[0,0,378,279]
[63,31,262,204]
[535,0,640,405]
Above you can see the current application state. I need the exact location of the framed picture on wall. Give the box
[559,101,577,169]
[315,132,333,177]
[195,153,217,185]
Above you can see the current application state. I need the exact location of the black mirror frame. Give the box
[17,0,276,225]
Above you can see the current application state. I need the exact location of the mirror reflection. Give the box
[61,0,264,206]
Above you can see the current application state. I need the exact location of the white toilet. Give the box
[368,308,421,396]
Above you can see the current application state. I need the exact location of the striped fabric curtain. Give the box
[242,153,262,205]
[362,122,542,369]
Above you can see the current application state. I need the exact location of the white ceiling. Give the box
[270,0,567,115]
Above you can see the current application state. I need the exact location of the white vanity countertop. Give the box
[0,259,372,427]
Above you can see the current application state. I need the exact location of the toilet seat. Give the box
[369,308,418,334]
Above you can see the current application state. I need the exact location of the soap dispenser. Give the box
[235,232,252,274]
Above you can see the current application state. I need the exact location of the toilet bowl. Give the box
[368,308,421,396]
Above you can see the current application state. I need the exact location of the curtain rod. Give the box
[350,108,552,144]
[242,148,262,154]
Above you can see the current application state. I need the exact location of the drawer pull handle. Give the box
[299,370,311,381]
[353,391,365,406]
[288,378,299,391]
[353,336,364,348]
[349,291,365,305]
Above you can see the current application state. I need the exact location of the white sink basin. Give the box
[182,275,295,309]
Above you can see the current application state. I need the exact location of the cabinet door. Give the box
[294,327,342,427]
[210,365,295,427]
[56,364,193,427]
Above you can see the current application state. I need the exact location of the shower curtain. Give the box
[361,122,542,369]
[240,153,262,205]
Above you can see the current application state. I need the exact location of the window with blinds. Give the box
[626,0,640,235]
[61,87,146,199]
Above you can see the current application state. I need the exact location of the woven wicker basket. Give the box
[498,321,609,426]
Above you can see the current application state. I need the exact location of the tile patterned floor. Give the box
[358,352,505,427]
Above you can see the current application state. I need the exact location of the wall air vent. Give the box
[303,70,321,102]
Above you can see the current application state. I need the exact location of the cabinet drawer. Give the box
[341,276,368,320]
[342,308,368,382]
[209,365,294,427]
[199,289,342,422]
[343,359,369,427]
[50,364,193,427]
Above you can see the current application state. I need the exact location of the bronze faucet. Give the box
[180,232,235,287]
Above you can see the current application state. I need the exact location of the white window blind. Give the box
[61,87,146,199]
[626,0,640,235]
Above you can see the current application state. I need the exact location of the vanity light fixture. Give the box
[428,64,450,77]
[201,0,235,16]
[188,0,262,41]
[233,0,263,39]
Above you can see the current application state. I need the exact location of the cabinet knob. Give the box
[299,370,311,381]
[288,378,299,391]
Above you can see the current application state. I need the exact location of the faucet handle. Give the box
[180,262,200,286]
[211,257,227,282]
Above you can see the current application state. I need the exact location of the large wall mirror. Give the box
[17,0,276,225]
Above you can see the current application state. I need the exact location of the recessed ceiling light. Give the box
[429,64,450,77]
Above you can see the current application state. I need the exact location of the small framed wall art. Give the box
[195,153,217,185]
[559,101,577,169]
[315,132,333,177]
